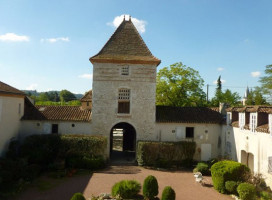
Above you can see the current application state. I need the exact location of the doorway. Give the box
[110,122,136,164]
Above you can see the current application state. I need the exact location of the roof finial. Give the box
[129,15,131,21]
[123,15,125,21]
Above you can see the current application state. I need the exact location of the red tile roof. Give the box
[0,81,25,96]
[22,98,91,122]
[156,106,224,124]
[227,106,272,113]
[90,18,160,66]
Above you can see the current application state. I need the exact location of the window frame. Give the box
[239,112,245,130]
[117,88,130,114]
[120,65,130,76]
[250,113,257,133]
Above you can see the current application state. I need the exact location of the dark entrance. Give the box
[110,122,136,164]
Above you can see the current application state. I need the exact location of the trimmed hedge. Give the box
[237,183,256,200]
[112,180,141,199]
[143,175,159,199]
[161,186,175,200]
[211,160,250,194]
[137,141,196,168]
[225,181,238,194]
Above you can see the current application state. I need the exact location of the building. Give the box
[0,81,25,156]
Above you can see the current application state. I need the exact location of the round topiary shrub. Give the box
[193,162,210,175]
[111,180,141,199]
[143,175,159,199]
[225,181,238,194]
[237,183,256,200]
[161,186,175,200]
[70,192,86,200]
[211,160,250,193]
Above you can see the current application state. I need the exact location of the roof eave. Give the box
[89,57,161,66]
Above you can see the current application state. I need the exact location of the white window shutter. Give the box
[176,127,185,139]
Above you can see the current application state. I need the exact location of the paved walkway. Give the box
[13,166,233,200]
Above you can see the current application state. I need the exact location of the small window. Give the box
[52,124,58,134]
[186,127,194,138]
[118,89,130,114]
[268,156,272,173]
[121,66,129,76]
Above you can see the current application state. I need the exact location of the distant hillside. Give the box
[22,90,84,100]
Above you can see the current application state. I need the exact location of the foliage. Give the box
[259,64,272,97]
[35,100,81,106]
[210,89,241,107]
[237,183,256,200]
[111,180,141,199]
[60,89,77,102]
[193,162,210,176]
[137,141,196,168]
[143,175,159,199]
[211,160,250,193]
[70,192,86,200]
[66,155,105,170]
[156,62,206,107]
[225,181,238,194]
[246,87,268,105]
[260,191,272,200]
[161,186,176,200]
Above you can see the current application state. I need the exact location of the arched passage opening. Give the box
[110,122,136,163]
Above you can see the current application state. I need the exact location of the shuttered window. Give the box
[118,89,130,114]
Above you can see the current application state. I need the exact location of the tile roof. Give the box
[0,81,25,96]
[22,98,91,122]
[256,124,269,133]
[80,90,92,102]
[90,18,160,66]
[227,106,272,113]
[156,106,224,124]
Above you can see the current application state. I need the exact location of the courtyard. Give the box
[13,166,233,200]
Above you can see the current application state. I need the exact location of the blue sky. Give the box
[0,0,271,98]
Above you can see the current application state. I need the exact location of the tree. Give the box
[210,89,241,107]
[156,62,206,107]
[212,76,223,106]
[246,87,267,105]
[60,90,76,102]
[259,64,272,96]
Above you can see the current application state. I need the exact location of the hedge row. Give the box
[137,141,196,168]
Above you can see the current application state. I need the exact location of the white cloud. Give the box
[40,37,70,43]
[107,14,147,34]
[0,33,29,42]
[217,67,224,71]
[251,71,261,77]
[213,79,226,84]
[26,83,38,90]
[78,73,92,79]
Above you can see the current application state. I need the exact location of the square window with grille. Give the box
[121,66,129,76]
[118,89,130,114]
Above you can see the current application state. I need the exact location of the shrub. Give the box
[237,183,256,200]
[143,175,159,199]
[66,154,105,170]
[111,180,141,199]
[161,186,175,200]
[193,162,210,175]
[211,160,250,193]
[70,192,86,200]
[225,181,238,194]
[137,141,196,168]
[260,191,272,200]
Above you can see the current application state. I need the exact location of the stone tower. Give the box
[90,17,160,156]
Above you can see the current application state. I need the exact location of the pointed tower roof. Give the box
[90,17,160,66]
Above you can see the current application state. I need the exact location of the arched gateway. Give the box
[110,122,136,161]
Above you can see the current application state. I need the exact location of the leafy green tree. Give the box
[156,62,206,107]
[60,90,76,102]
[38,92,50,101]
[212,76,223,106]
[210,89,241,107]
[246,87,267,105]
[259,64,272,96]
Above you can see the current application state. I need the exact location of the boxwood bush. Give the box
[70,192,86,200]
[161,186,175,200]
[143,175,159,199]
[225,181,238,194]
[193,162,210,175]
[111,180,141,199]
[211,160,250,193]
[237,183,256,200]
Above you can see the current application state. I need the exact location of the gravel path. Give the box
[12,166,233,200]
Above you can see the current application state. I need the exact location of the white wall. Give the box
[19,120,92,138]
[223,124,272,188]
[155,123,222,161]
[0,95,24,156]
